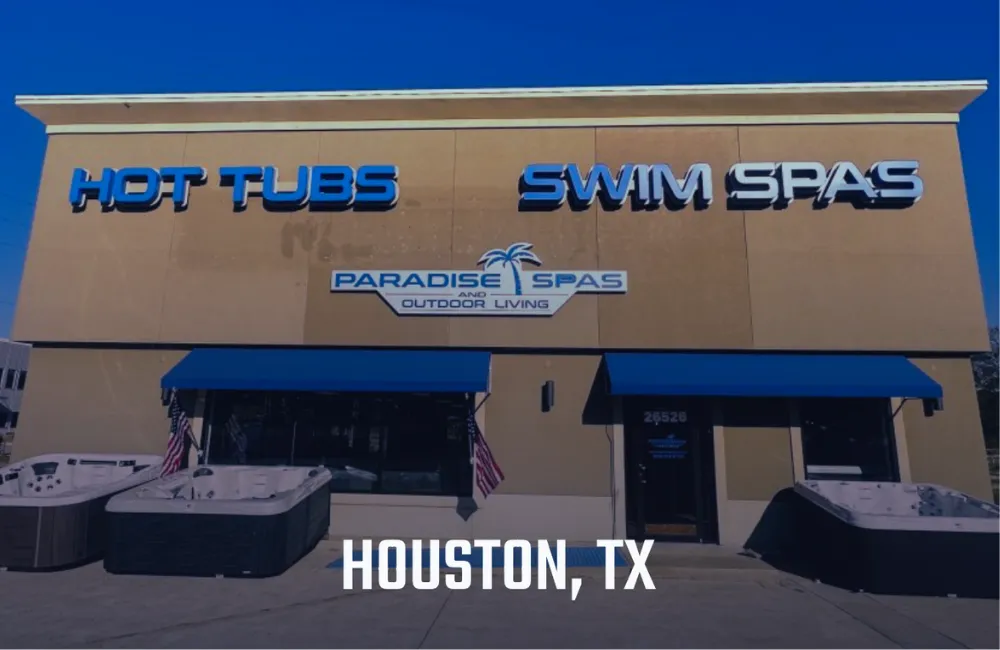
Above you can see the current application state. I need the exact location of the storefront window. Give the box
[204,391,474,497]
[800,398,898,482]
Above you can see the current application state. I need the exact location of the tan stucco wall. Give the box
[723,428,794,502]
[483,354,610,497]
[13,123,989,354]
[713,399,796,546]
[903,358,993,500]
[739,125,987,351]
[720,399,794,502]
[11,347,186,461]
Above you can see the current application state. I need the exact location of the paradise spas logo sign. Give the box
[330,242,627,317]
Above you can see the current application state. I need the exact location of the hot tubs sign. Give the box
[330,243,627,316]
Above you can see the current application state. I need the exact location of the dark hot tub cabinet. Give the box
[0,454,163,570]
[105,465,332,577]
[791,480,999,598]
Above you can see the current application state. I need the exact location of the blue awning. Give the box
[604,353,942,399]
[161,348,491,393]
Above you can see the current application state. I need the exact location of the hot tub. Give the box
[105,465,332,577]
[0,454,162,570]
[792,480,999,598]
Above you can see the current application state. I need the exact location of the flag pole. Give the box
[468,391,492,464]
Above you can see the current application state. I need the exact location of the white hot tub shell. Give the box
[790,480,999,597]
[105,465,332,577]
[0,453,163,570]
[794,480,999,532]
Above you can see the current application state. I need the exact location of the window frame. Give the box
[203,390,475,497]
[799,397,900,483]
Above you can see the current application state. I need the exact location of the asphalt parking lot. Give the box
[0,542,996,649]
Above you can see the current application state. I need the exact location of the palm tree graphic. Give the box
[477,242,542,296]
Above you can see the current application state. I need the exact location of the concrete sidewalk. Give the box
[0,541,996,649]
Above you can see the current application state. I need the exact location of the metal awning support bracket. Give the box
[892,396,944,419]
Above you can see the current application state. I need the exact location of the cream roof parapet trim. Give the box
[15,80,988,129]
[14,80,989,106]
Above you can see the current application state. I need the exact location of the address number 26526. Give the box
[643,410,687,424]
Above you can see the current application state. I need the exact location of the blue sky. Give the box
[0,0,996,335]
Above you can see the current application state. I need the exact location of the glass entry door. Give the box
[625,398,716,542]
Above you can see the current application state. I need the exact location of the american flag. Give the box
[161,390,196,477]
[470,411,504,497]
[226,412,248,464]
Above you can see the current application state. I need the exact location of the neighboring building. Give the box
[10,80,993,545]
[0,339,31,464]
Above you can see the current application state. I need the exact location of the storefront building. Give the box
[11,81,994,546]
[0,339,31,464]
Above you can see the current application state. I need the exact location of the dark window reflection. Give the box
[800,398,898,482]
[205,391,473,497]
